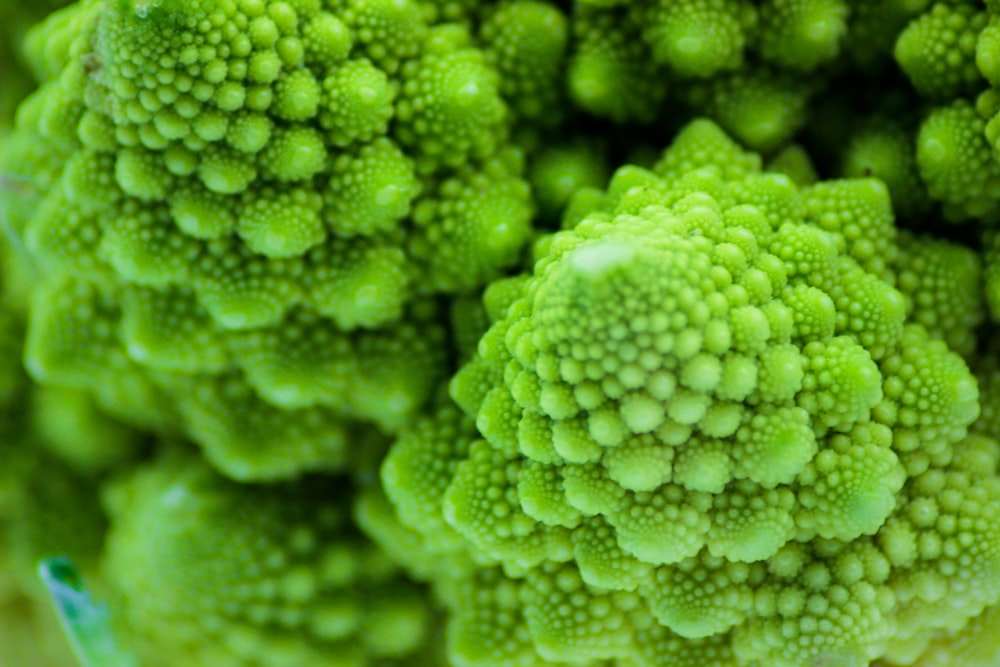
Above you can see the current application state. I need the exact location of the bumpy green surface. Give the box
[888,1,1000,223]
[0,0,575,481]
[103,450,444,667]
[916,94,1000,221]
[895,1,986,101]
[891,231,983,358]
[5,2,1000,667]
[380,120,998,667]
[838,108,930,220]
[881,602,1000,667]
[565,0,899,151]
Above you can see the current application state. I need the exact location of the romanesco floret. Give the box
[916,95,1000,221]
[380,120,995,667]
[890,353,1000,666]
[565,0,857,150]
[102,449,443,667]
[0,0,574,480]
[763,142,818,186]
[895,1,987,101]
[838,108,931,220]
[891,231,984,358]
[865,1,1000,222]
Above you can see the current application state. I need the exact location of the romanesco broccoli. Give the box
[0,0,572,480]
[379,120,997,667]
[1,1,1000,666]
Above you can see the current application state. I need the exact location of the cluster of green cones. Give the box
[3,1,1000,666]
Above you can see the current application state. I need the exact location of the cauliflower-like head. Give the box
[0,0,573,480]
[382,120,994,667]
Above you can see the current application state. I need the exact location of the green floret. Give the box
[395,28,507,171]
[319,58,395,147]
[875,325,980,472]
[894,1,988,101]
[336,0,427,73]
[323,137,421,237]
[445,567,543,667]
[756,0,849,71]
[382,120,990,667]
[802,177,898,283]
[977,14,1000,86]
[879,435,1000,662]
[562,0,859,139]
[1,0,542,480]
[567,4,667,123]
[381,394,478,558]
[408,148,533,293]
[839,115,931,220]
[635,0,754,78]
[916,95,1000,221]
[519,561,637,661]
[683,66,815,151]
[103,449,442,667]
[528,139,611,222]
[891,232,984,357]
[736,537,897,666]
[764,143,818,186]
[653,117,761,180]
[26,276,175,432]
[479,1,569,125]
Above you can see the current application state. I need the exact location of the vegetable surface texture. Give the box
[2,1,1000,667]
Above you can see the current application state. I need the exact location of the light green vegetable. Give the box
[381,120,998,667]
[101,449,443,667]
[2,2,1000,667]
[0,0,567,480]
